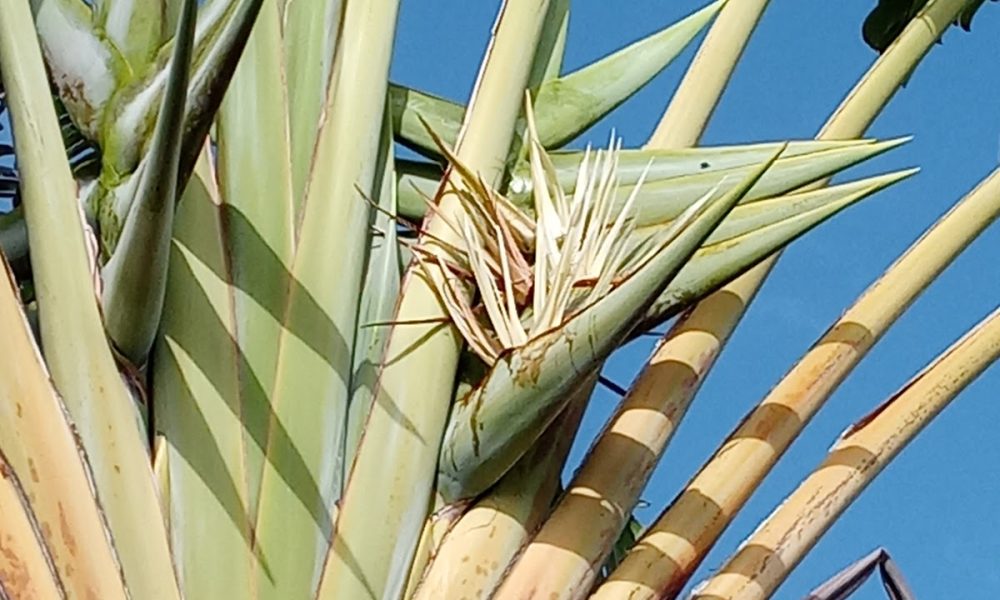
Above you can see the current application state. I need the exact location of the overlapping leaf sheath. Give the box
[0,257,127,598]
[102,0,196,364]
[0,0,180,596]
[319,3,554,599]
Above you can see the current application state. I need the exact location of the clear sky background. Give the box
[391,2,999,598]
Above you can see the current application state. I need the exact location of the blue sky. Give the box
[392,1,1000,598]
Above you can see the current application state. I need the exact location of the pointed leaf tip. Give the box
[101,0,197,365]
[533,0,725,148]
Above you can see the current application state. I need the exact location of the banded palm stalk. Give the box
[0,1,993,600]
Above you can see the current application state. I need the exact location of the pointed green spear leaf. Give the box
[179,0,265,183]
[532,0,723,148]
[0,0,180,595]
[437,155,777,503]
[397,139,906,223]
[512,140,866,191]
[391,0,722,158]
[509,138,909,228]
[637,168,918,331]
[93,0,266,261]
[102,0,196,365]
[699,170,915,245]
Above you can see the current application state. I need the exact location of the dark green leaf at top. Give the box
[862,0,994,53]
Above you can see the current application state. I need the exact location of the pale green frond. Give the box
[639,168,918,331]
[392,1,720,160]
[396,139,906,223]
[284,0,344,205]
[213,0,295,521]
[509,138,909,228]
[699,170,913,245]
[395,159,442,220]
[528,0,570,85]
[0,2,180,596]
[513,139,870,191]
[101,0,196,365]
[321,2,555,598]
[154,152,258,599]
[389,84,465,160]
[259,0,401,596]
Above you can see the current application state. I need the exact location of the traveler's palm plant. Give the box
[0,0,996,599]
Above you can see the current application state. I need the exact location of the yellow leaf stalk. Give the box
[691,306,1000,600]
[594,1,984,598]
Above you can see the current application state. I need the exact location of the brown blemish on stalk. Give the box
[58,504,78,557]
[513,338,548,388]
[0,536,32,600]
[468,390,485,458]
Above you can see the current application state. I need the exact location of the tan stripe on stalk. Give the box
[595,1,982,598]
[692,306,1000,600]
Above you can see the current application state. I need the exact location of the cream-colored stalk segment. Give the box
[0,259,127,599]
